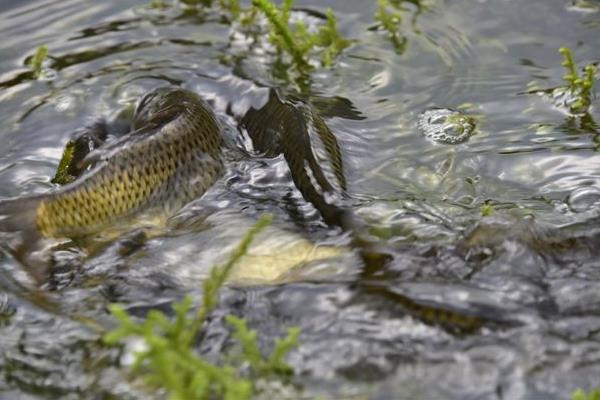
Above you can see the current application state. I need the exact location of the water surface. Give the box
[0,0,599,399]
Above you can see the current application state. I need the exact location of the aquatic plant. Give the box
[226,315,300,376]
[559,47,596,114]
[252,0,350,70]
[374,0,407,54]
[219,0,241,18]
[572,388,600,400]
[480,203,494,217]
[103,214,301,399]
[28,45,48,78]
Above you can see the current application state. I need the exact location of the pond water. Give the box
[0,0,599,399]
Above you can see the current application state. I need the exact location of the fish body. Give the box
[242,90,349,228]
[2,87,224,240]
[242,90,390,270]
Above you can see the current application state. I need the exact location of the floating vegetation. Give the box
[480,202,494,217]
[148,0,170,9]
[418,108,478,144]
[103,215,300,399]
[28,45,49,78]
[252,0,350,70]
[569,0,600,12]
[374,0,407,54]
[554,47,596,114]
[572,388,600,400]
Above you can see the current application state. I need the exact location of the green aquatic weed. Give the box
[149,0,169,8]
[252,0,349,70]
[480,203,494,217]
[559,47,596,114]
[28,45,48,78]
[572,388,600,400]
[103,214,300,399]
[219,0,241,19]
[316,8,351,67]
[374,0,407,54]
[225,315,300,376]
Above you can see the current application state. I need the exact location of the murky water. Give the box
[0,0,599,399]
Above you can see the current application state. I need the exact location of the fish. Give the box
[241,89,350,228]
[0,86,224,282]
[241,90,391,269]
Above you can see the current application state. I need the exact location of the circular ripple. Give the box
[568,186,600,213]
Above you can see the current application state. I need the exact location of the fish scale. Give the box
[35,87,224,238]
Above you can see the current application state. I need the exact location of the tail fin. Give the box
[0,196,49,284]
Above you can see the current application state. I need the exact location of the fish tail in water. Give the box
[0,196,49,283]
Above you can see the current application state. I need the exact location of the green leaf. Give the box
[558,46,596,114]
[28,45,48,77]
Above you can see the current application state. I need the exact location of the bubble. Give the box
[418,108,477,144]
[38,67,57,82]
[567,186,600,213]
[53,94,75,112]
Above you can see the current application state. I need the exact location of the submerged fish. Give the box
[0,86,224,281]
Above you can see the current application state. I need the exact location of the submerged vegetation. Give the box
[480,202,494,217]
[558,47,596,114]
[103,215,300,399]
[374,0,407,54]
[28,45,48,78]
[572,388,600,400]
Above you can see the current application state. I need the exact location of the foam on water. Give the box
[417,108,477,144]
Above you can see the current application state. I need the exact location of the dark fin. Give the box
[241,90,392,271]
[309,94,366,121]
[240,89,285,157]
[241,89,349,227]
[0,196,50,285]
